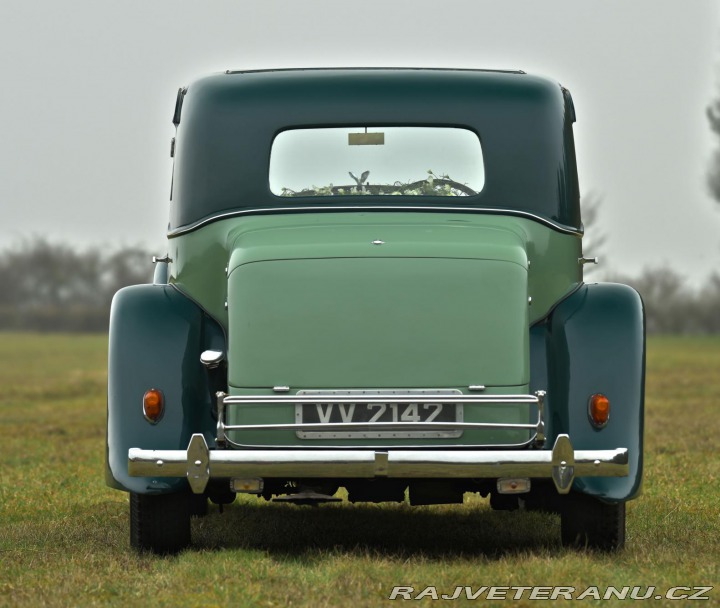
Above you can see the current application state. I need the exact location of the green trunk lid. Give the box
[227,223,529,389]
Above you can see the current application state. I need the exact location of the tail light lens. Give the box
[588,393,610,428]
[143,388,164,423]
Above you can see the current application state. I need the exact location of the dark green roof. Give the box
[170,68,580,233]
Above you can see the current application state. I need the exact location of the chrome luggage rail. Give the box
[216,391,547,446]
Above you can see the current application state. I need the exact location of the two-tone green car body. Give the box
[106,68,644,553]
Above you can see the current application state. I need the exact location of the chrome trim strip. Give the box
[221,436,539,451]
[224,67,528,76]
[224,421,538,431]
[223,394,539,405]
[128,433,629,495]
[167,207,583,238]
[535,390,546,446]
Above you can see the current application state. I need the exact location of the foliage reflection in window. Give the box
[269,127,484,198]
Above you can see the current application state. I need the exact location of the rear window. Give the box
[269,127,484,198]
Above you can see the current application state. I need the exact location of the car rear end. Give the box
[129,215,628,507]
[109,68,642,553]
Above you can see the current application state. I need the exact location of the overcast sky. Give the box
[1,1,719,284]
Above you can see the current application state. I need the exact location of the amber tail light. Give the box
[588,393,610,428]
[143,388,165,424]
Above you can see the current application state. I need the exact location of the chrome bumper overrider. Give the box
[128,433,629,495]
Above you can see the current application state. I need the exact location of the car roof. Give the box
[170,68,580,234]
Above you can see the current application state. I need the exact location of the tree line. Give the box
[605,267,720,334]
[0,237,718,334]
[0,239,154,332]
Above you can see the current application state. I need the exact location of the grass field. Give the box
[0,333,718,607]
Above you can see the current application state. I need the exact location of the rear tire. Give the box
[189,493,209,517]
[560,493,625,551]
[130,492,191,554]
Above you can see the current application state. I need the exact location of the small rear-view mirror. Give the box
[348,132,385,145]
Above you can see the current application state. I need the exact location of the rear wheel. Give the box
[130,492,191,554]
[188,493,209,517]
[560,493,625,551]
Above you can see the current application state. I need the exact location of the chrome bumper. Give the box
[128,433,629,495]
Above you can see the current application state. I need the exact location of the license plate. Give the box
[295,389,463,439]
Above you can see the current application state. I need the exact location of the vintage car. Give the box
[106,68,644,554]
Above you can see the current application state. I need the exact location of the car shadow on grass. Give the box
[191,499,562,559]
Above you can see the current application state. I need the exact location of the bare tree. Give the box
[580,191,606,276]
[0,238,154,331]
[707,93,720,202]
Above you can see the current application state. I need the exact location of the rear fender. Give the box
[532,283,645,502]
[106,284,224,494]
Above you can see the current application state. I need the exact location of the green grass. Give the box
[0,333,718,607]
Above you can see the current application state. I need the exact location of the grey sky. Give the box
[1,1,718,284]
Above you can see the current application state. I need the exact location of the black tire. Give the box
[189,493,209,517]
[130,492,191,554]
[560,493,625,551]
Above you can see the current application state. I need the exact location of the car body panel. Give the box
[534,283,645,501]
[168,212,582,328]
[106,284,222,493]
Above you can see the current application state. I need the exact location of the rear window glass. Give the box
[269,127,484,197]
